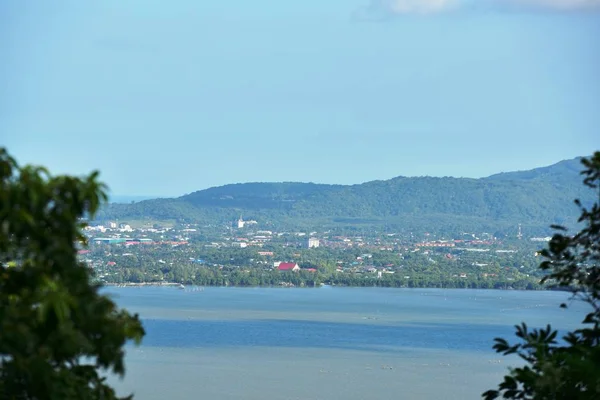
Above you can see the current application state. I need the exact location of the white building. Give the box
[307,237,320,248]
[530,237,552,242]
[85,225,107,233]
[119,224,133,232]
[237,216,245,229]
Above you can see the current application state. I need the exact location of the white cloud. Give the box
[383,0,457,14]
[375,0,600,14]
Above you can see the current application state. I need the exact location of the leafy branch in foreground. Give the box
[483,151,600,400]
[0,148,145,399]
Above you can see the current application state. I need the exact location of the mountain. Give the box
[97,157,593,235]
[486,157,585,183]
[108,195,156,204]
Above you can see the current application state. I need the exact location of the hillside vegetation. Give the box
[97,157,592,235]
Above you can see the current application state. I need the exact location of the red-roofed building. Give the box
[277,262,300,272]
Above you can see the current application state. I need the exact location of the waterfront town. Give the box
[81,216,552,289]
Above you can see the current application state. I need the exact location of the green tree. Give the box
[0,148,145,399]
[484,152,600,400]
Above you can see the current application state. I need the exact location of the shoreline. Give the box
[100,281,565,291]
[103,282,183,287]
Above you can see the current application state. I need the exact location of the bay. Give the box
[107,287,586,399]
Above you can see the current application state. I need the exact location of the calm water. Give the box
[107,287,586,399]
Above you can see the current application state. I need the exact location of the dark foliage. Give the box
[0,148,145,400]
[483,152,600,400]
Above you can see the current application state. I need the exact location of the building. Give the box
[92,237,126,245]
[307,237,320,248]
[277,262,300,272]
[119,224,133,232]
[531,237,552,242]
[236,215,245,229]
[85,225,107,233]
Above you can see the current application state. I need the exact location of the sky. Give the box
[1,0,599,197]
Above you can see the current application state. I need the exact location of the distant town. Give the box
[80,215,554,290]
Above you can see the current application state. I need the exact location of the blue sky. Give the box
[1,0,599,197]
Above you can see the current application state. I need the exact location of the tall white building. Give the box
[237,215,245,229]
[307,237,320,248]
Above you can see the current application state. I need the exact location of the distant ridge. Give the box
[109,195,156,204]
[486,157,585,182]
[97,156,594,235]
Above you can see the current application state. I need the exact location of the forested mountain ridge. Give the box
[97,157,592,234]
[486,157,584,183]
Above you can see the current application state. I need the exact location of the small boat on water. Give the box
[178,284,185,289]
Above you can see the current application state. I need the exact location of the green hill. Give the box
[97,157,593,235]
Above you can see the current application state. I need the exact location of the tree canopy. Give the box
[0,148,144,399]
[484,152,600,399]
